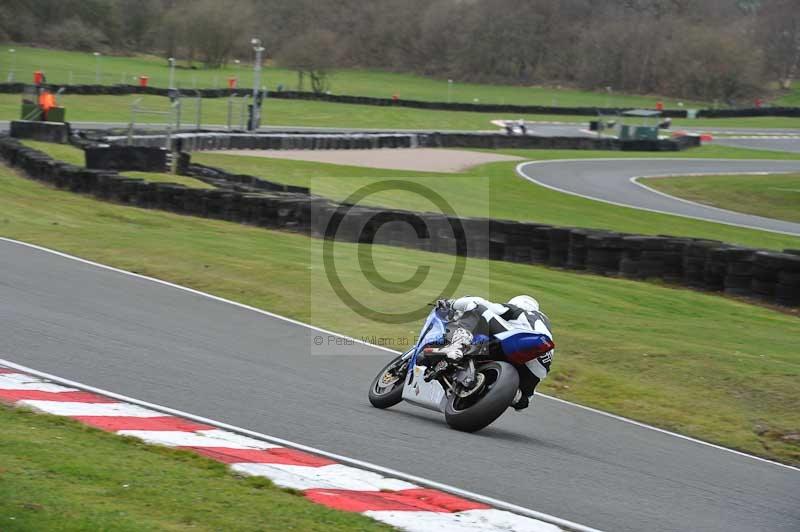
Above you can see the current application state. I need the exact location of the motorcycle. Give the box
[368,306,522,432]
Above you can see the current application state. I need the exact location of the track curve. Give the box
[517,159,800,236]
[1,239,798,532]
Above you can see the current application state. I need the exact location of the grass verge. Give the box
[191,147,800,251]
[0,162,798,465]
[642,173,800,224]
[0,403,391,531]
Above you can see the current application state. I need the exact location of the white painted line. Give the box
[116,429,280,449]
[366,509,564,532]
[0,356,600,532]
[232,463,417,491]
[2,237,798,474]
[0,373,78,392]
[17,400,165,417]
[515,159,800,237]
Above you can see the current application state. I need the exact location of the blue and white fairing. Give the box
[408,308,448,368]
[401,308,449,412]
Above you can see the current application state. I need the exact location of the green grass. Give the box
[0,162,798,465]
[20,139,87,165]
[643,173,800,224]
[191,147,800,251]
[773,86,800,107]
[4,93,800,131]
[0,404,392,531]
[1,44,709,107]
[21,140,213,189]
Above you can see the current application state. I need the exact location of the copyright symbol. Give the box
[320,180,468,324]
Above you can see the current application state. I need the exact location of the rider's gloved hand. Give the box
[441,328,473,361]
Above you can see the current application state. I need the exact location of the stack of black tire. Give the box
[683,240,722,288]
[721,248,758,296]
[528,225,552,264]
[566,230,590,270]
[547,228,572,267]
[619,236,669,280]
[661,237,692,283]
[585,232,626,275]
[757,252,800,306]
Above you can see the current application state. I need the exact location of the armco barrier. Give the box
[0,133,797,309]
[2,82,797,118]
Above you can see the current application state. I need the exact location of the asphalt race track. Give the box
[1,239,798,532]
[517,159,800,236]
[714,137,800,154]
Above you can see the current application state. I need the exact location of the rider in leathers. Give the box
[434,295,554,411]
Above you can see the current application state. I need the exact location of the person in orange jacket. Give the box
[38,90,56,120]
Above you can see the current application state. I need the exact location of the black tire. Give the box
[368,355,407,409]
[444,361,519,433]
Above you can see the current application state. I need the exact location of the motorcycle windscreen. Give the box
[495,330,555,365]
[409,309,447,367]
[402,309,448,412]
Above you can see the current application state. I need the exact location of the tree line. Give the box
[1,0,798,102]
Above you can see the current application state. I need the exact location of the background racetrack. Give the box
[2,239,798,532]
[517,159,800,236]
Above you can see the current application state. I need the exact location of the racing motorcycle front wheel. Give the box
[368,355,408,409]
[444,361,519,433]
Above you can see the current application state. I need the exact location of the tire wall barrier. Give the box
[104,132,697,152]
[10,120,71,144]
[85,146,168,172]
[104,132,416,152]
[1,133,797,308]
[1,82,797,118]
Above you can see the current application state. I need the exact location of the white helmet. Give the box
[508,295,539,312]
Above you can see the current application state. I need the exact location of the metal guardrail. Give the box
[128,96,181,151]
[227,93,249,130]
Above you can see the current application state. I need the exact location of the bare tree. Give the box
[276,29,339,93]
[757,0,800,89]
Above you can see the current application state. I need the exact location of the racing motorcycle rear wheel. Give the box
[368,355,407,409]
[444,361,519,433]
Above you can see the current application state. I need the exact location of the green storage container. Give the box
[21,103,41,121]
[46,107,66,122]
[633,126,658,140]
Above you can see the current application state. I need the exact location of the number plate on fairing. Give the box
[402,364,447,412]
